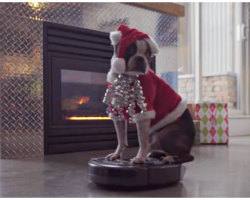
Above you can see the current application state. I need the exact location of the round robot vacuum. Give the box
[88,157,186,187]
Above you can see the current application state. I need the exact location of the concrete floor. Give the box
[1,136,250,197]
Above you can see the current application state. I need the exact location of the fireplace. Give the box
[43,22,144,154]
[0,2,179,159]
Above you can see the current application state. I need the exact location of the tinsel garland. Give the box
[103,74,147,123]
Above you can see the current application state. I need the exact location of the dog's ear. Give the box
[144,36,159,55]
[110,31,121,45]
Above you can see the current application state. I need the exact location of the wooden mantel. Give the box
[125,3,185,17]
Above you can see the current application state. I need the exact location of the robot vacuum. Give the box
[88,157,186,187]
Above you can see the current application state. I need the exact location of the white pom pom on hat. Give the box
[111,58,126,74]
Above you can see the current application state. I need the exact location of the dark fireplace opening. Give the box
[43,22,155,155]
[61,69,109,121]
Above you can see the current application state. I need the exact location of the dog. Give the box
[105,24,195,164]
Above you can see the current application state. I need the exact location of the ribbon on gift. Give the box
[202,101,219,126]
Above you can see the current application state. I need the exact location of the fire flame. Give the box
[66,96,110,120]
[67,116,111,120]
[78,96,90,105]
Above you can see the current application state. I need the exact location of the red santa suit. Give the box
[108,68,187,134]
[107,24,187,134]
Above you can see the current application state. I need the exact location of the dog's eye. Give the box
[125,43,137,55]
[127,46,136,55]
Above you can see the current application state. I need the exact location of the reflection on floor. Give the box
[0,136,250,197]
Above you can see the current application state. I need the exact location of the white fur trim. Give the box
[149,98,187,134]
[107,70,116,84]
[145,36,159,55]
[133,110,156,122]
[110,31,121,45]
[111,58,126,74]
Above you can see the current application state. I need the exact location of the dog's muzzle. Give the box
[133,56,147,73]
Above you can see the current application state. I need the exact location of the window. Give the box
[178,2,249,115]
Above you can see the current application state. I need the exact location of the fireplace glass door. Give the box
[51,54,113,127]
[61,69,109,121]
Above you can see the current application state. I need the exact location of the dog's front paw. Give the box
[163,155,175,164]
[131,156,147,164]
[105,152,121,161]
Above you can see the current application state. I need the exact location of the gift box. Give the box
[193,120,200,145]
[194,103,229,144]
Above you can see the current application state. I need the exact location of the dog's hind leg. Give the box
[162,135,194,164]
[148,122,195,164]
[106,120,128,161]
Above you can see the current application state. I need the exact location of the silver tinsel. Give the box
[103,74,147,123]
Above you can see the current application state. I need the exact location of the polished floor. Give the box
[1,136,250,197]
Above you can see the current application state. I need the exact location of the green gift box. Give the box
[193,120,200,145]
[193,120,200,131]
[194,137,200,145]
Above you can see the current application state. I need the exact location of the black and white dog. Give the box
[105,25,195,164]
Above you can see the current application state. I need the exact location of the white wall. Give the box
[229,117,250,136]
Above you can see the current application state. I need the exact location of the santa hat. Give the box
[110,24,159,74]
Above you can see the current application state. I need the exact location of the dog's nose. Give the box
[133,56,146,73]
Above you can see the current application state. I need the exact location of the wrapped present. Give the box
[193,120,200,145]
[195,103,229,144]
[160,71,178,92]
